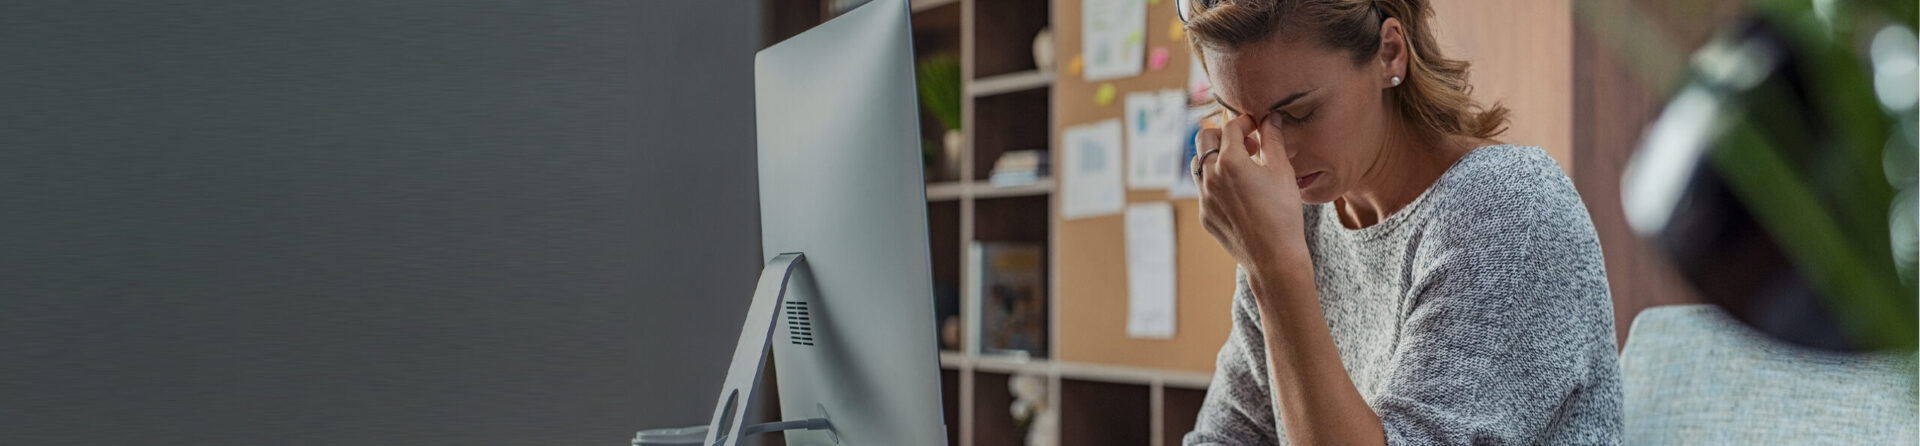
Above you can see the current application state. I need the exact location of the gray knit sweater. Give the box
[1183,145,1623,445]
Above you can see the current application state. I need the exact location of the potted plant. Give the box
[917,53,963,181]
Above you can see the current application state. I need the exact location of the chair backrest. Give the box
[1620,304,1919,445]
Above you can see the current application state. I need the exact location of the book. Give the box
[968,241,1048,358]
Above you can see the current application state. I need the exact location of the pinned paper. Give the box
[1061,119,1127,220]
[1125,89,1189,190]
[1095,83,1117,106]
[1147,47,1170,71]
[1068,54,1085,77]
[1125,202,1178,339]
[1082,0,1146,81]
[1168,106,1216,199]
[1169,18,1185,41]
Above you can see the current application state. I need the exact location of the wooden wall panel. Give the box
[1570,18,1707,347]
[1428,0,1575,173]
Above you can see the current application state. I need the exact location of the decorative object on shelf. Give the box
[969,241,1048,358]
[1009,372,1057,446]
[942,129,965,181]
[941,315,961,350]
[989,149,1051,187]
[1032,27,1055,73]
[916,53,964,181]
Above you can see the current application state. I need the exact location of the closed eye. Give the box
[1280,110,1314,124]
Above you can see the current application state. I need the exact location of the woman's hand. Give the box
[1193,115,1311,283]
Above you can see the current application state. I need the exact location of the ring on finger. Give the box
[1192,148,1223,179]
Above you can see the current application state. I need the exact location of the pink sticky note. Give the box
[1148,47,1170,71]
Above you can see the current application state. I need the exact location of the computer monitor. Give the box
[701,1,947,445]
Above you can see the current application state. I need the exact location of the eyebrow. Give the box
[1213,88,1316,118]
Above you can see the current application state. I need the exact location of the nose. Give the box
[1256,126,1296,161]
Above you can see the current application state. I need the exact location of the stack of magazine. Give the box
[987,150,1049,187]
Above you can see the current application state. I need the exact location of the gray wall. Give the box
[0,1,765,444]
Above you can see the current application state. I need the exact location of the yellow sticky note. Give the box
[1170,19,1185,41]
[1067,54,1084,77]
[1095,83,1116,106]
[1149,0,1162,4]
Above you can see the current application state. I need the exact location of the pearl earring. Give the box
[1390,76,1402,86]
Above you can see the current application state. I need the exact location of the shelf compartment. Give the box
[973,194,1049,244]
[973,371,1032,446]
[942,368,963,446]
[930,200,963,351]
[1161,386,1208,445]
[972,0,1052,78]
[971,87,1051,182]
[913,0,964,183]
[1059,378,1151,446]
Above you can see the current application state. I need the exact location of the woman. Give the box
[1177,0,1622,444]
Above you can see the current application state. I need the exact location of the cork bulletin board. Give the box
[1049,0,1573,373]
[1052,0,1237,373]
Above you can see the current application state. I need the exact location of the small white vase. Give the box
[1032,28,1055,72]
[943,129,964,181]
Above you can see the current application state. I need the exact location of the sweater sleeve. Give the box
[1371,204,1616,445]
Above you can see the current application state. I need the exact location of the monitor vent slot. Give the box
[784,301,814,346]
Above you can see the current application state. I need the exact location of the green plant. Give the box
[916,53,963,132]
[1597,0,1918,350]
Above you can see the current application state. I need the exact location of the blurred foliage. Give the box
[1597,0,1918,350]
[1716,1,1916,349]
[915,53,963,132]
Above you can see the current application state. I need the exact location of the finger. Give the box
[1195,128,1221,153]
[1220,115,1256,163]
[1193,161,1209,207]
[1254,124,1289,173]
[1192,127,1223,183]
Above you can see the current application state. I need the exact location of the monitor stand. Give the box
[700,252,837,446]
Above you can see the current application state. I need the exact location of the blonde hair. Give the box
[1183,0,1508,139]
